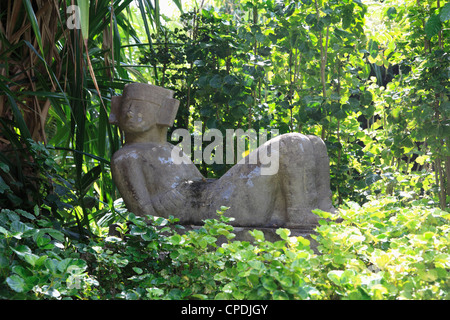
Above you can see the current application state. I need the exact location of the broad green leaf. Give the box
[0,162,9,173]
[58,258,74,273]
[311,209,331,219]
[133,267,143,274]
[12,265,31,279]
[425,14,442,39]
[15,209,36,220]
[273,290,290,300]
[34,255,48,268]
[215,292,230,299]
[36,236,52,248]
[422,231,435,240]
[278,275,293,288]
[23,253,41,267]
[209,74,223,89]
[250,229,265,242]
[6,275,27,293]
[248,260,264,270]
[440,2,450,22]
[44,259,59,274]
[327,270,344,286]
[11,245,32,257]
[276,228,290,240]
[0,176,11,194]
[386,7,397,19]
[0,226,10,237]
[261,276,278,291]
[365,172,382,186]
[40,228,65,242]
[169,234,182,245]
[11,220,35,237]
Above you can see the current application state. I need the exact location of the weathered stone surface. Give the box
[109,83,335,231]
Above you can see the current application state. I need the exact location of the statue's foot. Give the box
[285,207,321,229]
[317,201,343,223]
[316,198,336,213]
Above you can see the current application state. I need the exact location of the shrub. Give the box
[0,207,98,299]
[1,198,449,300]
[312,197,450,299]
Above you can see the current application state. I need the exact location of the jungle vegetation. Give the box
[0,0,449,300]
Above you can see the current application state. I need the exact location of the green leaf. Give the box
[133,267,143,274]
[171,0,183,13]
[311,209,331,219]
[40,228,65,242]
[368,40,379,59]
[58,258,73,273]
[10,220,33,235]
[365,172,382,186]
[0,84,32,141]
[261,276,278,291]
[0,162,10,173]
[440,2,450,22]
[0,226,10,237]
[77,0,90,40]
[386,7,397,19]
[15,209,36,220]
[44,287,61,299]
[248,260,264,270]
[169,234,182,245]
[12,265,32,279]
[209,74,223,89]
[276,228,290,240]
[273,290,290,300]
[6,275,27,293]
[44,259,58,274]
[215,292,230,299]
[250,229,265,242]
[22,0,45,59]
[23,253,41,267]
[327,270,344,286]
[80,165,102,197]
[425,14,442,39]
[0,176,11,194]
[11,245,32,257]
[36,236,52,248]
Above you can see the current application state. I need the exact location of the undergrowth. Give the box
[1,198,449,300]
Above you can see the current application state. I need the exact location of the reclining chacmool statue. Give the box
[109,83,335,229]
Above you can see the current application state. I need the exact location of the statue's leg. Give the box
[307,135,336,213]
[209,161,282,227]
[275,133,321,227]
[190,133,334,228]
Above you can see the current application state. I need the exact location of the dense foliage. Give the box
[0,0,449,300]
[1,201,449,299]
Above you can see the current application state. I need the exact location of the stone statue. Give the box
[109,83,335,230]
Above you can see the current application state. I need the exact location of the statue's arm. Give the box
[144,188,186,217]
[112,158,186,218]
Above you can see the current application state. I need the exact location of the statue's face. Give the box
[118,97,159,133]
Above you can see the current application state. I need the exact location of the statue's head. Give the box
[109,83,179,134]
